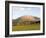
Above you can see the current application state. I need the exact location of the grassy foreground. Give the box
[12,23,40,31]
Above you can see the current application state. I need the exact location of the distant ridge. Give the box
[12,15,40,22]
[12,15,40,26]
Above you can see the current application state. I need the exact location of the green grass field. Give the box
[12,23,40,31]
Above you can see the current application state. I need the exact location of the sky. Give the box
[12,6,40,19]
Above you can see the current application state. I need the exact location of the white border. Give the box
[9,3,43,35]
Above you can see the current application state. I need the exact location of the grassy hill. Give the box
[12,16,40,31]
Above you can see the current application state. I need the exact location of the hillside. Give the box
[12,15,40,26]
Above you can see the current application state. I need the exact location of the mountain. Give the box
[12,15,40,25]
[20,16,40,21]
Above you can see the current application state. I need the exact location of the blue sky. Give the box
[12,6,40,19]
